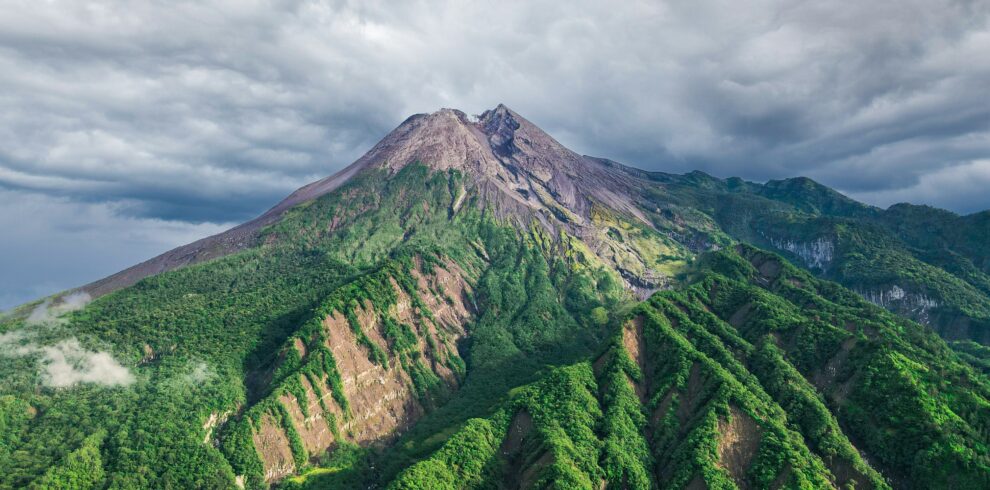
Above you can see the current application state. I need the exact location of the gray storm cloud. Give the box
[0,0,987,308]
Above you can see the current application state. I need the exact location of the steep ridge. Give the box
[381,246,989,490]
[76,104,990,345]
[231,255,474,485]
[603,165,990,346]
[2,104,990,490]
[81,105,658,298]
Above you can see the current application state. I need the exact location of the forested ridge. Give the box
[3,106,989,489]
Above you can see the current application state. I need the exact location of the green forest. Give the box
[2,162,989,489]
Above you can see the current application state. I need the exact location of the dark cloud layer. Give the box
[1,0,988,308]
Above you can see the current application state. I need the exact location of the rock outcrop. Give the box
[251,259,473,483]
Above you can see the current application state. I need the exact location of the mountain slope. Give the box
[375,246,989,490]
[81,105,658,298]
[1,105,989,490]
[608,165,990,346]
[78,104,990,346]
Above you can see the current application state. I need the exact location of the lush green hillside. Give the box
[2,106,989,489]
[0,164,622,488]
[623,167,990,347]
[283,245,990,489]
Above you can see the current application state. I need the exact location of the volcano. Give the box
[2,105,989,489]
[83,105,662,298]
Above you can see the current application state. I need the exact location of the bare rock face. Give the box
[251,260,473,482]
[81,104,664,298]
[326,103,646,231]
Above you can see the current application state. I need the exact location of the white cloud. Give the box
[25,299,58,325]
[25,291,91,326]
[186,361,213,384]
[0,332,134,388]
[31,338,134,388]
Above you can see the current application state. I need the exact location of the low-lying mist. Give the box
[25,291,91,325]
[0,292,134,388]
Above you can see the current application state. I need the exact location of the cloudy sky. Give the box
[1,0,988,309]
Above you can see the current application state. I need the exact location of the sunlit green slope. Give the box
[2,106,989,490]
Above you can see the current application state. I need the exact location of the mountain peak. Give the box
[82,104,650,297]
[11,98,990,490]
[319,104,637,221]
[478,104,521,157]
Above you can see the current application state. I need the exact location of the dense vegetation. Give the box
[356,245,989,489]
[0,163,620,489]
[625,167,990,346]
[2,162,988,489]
